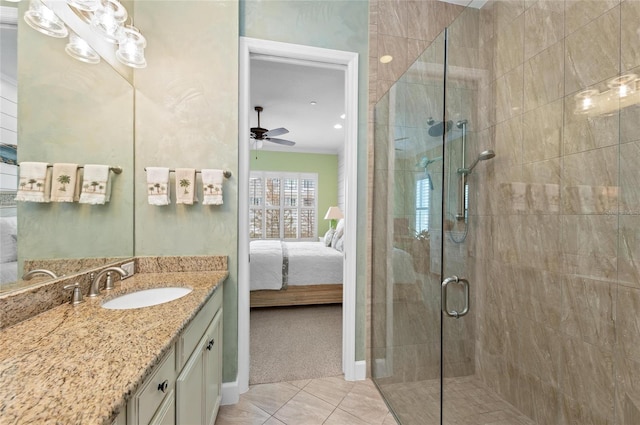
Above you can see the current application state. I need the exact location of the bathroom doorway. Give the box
[237,37,359,395]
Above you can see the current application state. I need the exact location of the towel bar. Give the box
[144,168,232,179]
[17,164,123,174]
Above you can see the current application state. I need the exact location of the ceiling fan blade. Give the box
[266,137,296,146]
[264,127,289,138]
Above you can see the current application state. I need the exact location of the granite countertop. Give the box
[0,271,227,425]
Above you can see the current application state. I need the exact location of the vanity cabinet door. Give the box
[127,347,176,425]
[204,310,223,425]
[176,336,206,425]
[150,391,175,425]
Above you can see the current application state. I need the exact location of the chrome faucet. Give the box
[88,267,129,297]
[22,269,58,281]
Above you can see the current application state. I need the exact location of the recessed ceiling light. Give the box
[334,124,343,129]
[380,55,393,64]
[310,101,317,106]
[340,114,345,119]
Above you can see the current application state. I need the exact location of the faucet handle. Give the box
[63,282,84,305]
[105,272,115,291]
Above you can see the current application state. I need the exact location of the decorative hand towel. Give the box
[79,165,112,205]
[146,167,170,206]
[175,168,197,205]
[15,162,51,203]
[202,169,223,205]
[50,163,79,202]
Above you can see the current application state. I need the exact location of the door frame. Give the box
[237,37,360,395]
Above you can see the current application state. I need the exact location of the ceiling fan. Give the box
[250,106,296,147]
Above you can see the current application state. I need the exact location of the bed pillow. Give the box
[323,228,336,246]
[331,218,345,248]
[335,235,344,252]
[0,216,18,263]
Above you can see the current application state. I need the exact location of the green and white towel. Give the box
[202,169,223,205]
[79,165,112,205]
[15,162,51,203]
[146,167,170,206]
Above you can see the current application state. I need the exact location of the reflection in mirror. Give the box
[0,2,134,293]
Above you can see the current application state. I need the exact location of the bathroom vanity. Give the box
[0,269,226,425]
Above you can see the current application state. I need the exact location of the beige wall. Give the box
[371,1,640,424]
[472,1,640,423]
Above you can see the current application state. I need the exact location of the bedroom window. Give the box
[415,177,431,233]
[250,171,317,240]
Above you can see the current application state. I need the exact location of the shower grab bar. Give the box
[441,275,470,319]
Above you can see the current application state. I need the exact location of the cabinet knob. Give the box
[158,380,169,393]
[206,339,215,351]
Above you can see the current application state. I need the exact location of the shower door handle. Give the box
[441,276,470,319]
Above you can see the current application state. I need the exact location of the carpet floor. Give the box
[250,304,343,385]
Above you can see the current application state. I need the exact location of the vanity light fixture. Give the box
[575,73,639,116]
[380,55,393,64]
[24,0,68,38]
[340,113,345,119]
[310,101,318,106]
[334,123,343,129]
[65,31,100,63]
[115,25,147,68]
[89,0,127,43]
[23,0,147,68]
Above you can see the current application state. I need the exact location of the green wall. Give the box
[251,151,338,237]
[241,0,369,361]
[133,1,239,383]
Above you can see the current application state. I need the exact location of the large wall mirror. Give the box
[0,1,134,293]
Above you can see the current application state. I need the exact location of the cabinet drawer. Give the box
[177,286,222,369]
[128,346,176,425]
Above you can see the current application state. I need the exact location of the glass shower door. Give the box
[371,28,448,425]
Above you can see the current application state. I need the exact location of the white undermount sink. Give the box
[102,287,193,310]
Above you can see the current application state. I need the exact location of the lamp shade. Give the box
[324,206,344,220]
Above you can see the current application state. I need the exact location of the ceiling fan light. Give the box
[24,0,68,38]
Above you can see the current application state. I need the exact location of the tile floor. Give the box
[215,375,398,425]
[379,375,535,425]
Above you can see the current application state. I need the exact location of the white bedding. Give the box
[249,240,284,291]
[249,240,343,291]
[287,242,343,286]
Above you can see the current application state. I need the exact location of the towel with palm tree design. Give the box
[201,169,224,205]
[50,163,79,202]
[146,167,171,206]
[15,162,52,203]
[79,164,112,205]
[175,168,197,205]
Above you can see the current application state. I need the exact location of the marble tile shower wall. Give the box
[469,1,640,424]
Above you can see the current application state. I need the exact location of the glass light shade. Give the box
[66,0,100,12]
[90,0,127,43]
[65,32,100,64]
[116,27,147,68]
[24,0,68,38]
[607,73,637,98]
[574,89,598,115]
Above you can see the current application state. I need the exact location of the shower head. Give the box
[428,120,453,137]
[456,119,468,128]
[463,150,495,174]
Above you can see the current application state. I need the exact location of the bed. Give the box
[249,240,344,307]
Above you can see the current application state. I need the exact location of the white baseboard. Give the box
[221,380,239,405]
[354,360,366,380]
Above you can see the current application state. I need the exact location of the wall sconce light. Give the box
[115,25,147,68]
[574,73,639,116]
